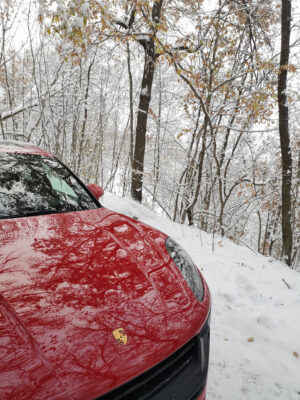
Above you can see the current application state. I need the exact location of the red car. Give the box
[0,141,210,400]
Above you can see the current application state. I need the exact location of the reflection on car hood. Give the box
[0,207,209,400]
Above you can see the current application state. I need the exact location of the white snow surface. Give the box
[101,192,300,400]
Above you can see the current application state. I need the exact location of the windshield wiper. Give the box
[0,209,79,220]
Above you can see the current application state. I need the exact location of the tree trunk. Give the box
[130,0,163,203]
[278,0,293,266]
[131,40,156,202]
[126,42,134,171]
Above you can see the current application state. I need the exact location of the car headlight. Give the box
[165,237,204,302]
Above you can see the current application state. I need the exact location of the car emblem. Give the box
[112,328,128,345]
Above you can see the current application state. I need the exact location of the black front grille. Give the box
[98,318,210,400]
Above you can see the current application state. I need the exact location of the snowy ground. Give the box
[102,192,300,400]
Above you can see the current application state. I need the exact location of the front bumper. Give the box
[97,316,210,400]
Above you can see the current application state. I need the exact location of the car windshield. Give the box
[0,153,98,219]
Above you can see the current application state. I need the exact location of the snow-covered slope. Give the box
[102,192,300,400]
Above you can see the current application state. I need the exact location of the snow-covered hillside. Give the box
[102,192,300,400]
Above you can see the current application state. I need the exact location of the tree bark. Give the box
[278,0,293,266]
[131,39,156,202]
[127,42,134,173]
[130,0,163,203]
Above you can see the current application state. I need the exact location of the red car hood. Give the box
[0,207,210,399]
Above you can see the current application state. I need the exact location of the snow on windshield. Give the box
[0,153,97,219]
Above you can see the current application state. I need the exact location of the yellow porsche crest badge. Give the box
[112,328,127,345]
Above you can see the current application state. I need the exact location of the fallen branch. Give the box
[282,278,291,289]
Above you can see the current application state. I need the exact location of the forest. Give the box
[0,0,299,268]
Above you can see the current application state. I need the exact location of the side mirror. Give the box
[87,183,104,199]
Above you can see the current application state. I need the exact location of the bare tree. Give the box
[278,0,293,266]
